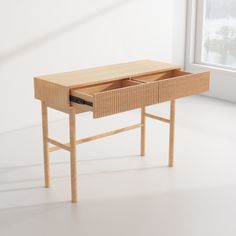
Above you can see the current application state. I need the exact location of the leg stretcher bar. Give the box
[48,123,143,152]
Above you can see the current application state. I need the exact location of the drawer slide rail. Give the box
[70,95,93,107]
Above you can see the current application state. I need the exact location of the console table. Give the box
[34,60,210,202]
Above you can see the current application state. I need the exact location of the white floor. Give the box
[0,96,236,236]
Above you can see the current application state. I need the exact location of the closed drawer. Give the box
[71,79,159,118]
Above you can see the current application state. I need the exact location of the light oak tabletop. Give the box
[35,60,181,88]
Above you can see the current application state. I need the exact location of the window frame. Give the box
[185,0,236,102]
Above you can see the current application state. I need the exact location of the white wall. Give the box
[0,0,187,133]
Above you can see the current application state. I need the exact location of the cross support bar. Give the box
[77,123,142,144]
[48,138,71,152]
[48,123,143,152]
[144,112,170,123]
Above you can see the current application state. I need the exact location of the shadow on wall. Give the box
[0,0,134,64]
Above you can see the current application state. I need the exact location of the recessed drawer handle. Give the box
[70,95,93,107]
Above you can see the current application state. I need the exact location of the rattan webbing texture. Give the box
[94,82,159,118]
[159,72,210,102]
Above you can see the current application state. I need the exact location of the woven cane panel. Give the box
[159,72,210,103]
[94,82,159,118]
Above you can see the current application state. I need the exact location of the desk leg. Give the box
[141,107,146,156]
[69,108,77,203]
[169,100,175,167]
[41,102,50,187]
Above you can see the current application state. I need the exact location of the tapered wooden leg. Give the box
[41,102,50,187]
[69,108,77,203]
[169,100,175,167]
[141,107,146,156]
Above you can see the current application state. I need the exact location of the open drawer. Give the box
[70,70,210,118]
[71,79,159,118]
[70,79,159,118]
[131,70,210,103]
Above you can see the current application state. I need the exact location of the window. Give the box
[196,0,236,70]
[185,0,236,102]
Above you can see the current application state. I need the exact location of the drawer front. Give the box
[159,72,210,102]
[93,82,159,118]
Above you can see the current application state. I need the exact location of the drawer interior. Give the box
[71,79,141,97]
[71,70,190,97]
[131,70,191,83]
[70,70,191,101]
[70,69,209,117]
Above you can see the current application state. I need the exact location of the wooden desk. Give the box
[34,60,210,202]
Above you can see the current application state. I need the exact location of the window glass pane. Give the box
[202,0,236,68]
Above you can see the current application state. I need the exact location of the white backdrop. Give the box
[0,0,187,133]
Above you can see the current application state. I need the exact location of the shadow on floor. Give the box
[0,163,168,185]
[1,185,236,236]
